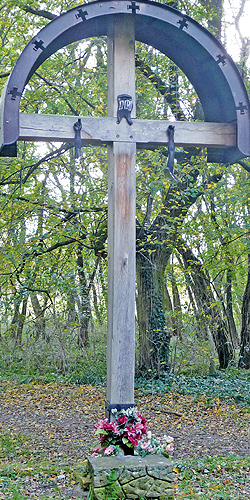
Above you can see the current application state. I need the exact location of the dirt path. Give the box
[0,381,249,498]
[0,382,249,459]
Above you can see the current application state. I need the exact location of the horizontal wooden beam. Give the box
[19,113,236,148]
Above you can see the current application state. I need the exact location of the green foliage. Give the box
[135,371,250,407]
[0,325,106,385]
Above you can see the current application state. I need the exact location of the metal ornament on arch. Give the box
[0,0,249,164]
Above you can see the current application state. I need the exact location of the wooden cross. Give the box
[12,13,236,419]
[106,15,136,417]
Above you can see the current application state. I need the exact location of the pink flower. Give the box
[140,442,149,451]
[106,422,120,435]
[104,446,115,455]
[165,443,174,454]
[128,436,138,446]
[94,418,109,430]
[165,436,174,444]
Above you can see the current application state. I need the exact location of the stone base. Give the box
[84,455,174,499]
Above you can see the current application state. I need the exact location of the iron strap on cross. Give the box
[1,0,250,418]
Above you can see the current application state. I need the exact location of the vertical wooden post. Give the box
[106,14,136,417]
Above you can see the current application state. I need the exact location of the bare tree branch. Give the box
[35,72,95,112]
[0,144,72,187]
[22,6,57,20]
[0,192,107,214]
[135,54,186,121]
[0,72,10,79]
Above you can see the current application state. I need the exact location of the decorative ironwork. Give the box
[177,17,189,30]
[1,0,249,163]
[8,87,22,100]
[163,125,179,183]
[76,9,88,21]
[117,94,133,125]
[127,1,140,14]
[236,102,247,114]
[216,54,227,66]
[32,39,45,51]
[73,118,82,158]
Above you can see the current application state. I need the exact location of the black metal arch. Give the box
[0,0,250,162]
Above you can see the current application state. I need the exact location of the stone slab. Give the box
[87,455,174,499]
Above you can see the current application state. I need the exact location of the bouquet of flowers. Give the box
[92,407,147,456]
[92,407,174,458]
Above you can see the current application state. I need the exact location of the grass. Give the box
[174,455,250,499]
[0,445,82,499]
[1,434,249,499]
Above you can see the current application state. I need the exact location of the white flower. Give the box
[164,435,174,444]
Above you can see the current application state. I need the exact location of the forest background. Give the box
[1,0,250,384]
[1,1,250,499]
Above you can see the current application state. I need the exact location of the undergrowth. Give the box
[135,370,250,407]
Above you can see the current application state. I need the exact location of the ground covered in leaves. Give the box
[0,380,249,499]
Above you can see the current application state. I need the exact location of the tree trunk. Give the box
[16,298,28,343]
[177,240,234,369]
[30,293,46,340]
[136,246,171,376]
[238,254,250,369]
[10,299,21,337]
[170,265,183,340]
[76,244,91,348]
[164,281,175,335]
[226,268,239,349]
[67,289,79,325]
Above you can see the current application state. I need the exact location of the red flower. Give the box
[128,436,138,446]
[137,413,147,424]
[94,418,109,430]
[118,415,128,425]
[106,422,120,435]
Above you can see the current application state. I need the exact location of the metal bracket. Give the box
[32,39,45,51]
[216,54,227,66]
[73,118,82,158]
[236,102,247,114]
[0,0,249,162]
[8,87,22,100]
[163,125,180,183]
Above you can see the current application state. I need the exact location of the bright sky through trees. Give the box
[224,0,250,60]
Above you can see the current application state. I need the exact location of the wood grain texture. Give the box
[107,141,136,406]
[19,113,236,148]
[106,15,136,408]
